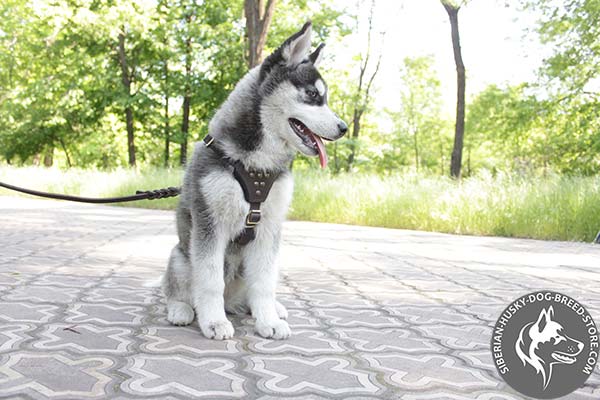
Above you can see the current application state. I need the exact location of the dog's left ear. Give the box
[309,43,325,68]
[282,21,312,67]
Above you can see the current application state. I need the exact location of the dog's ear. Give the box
[535,307,552,333]
[281,21,312,67]
[309,43,325,68]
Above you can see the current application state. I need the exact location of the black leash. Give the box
[0,180,180,204]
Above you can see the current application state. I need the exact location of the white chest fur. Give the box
[199,170,294,239]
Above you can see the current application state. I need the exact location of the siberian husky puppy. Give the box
[163,22,347,340]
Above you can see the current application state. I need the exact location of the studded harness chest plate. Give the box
[202,135,282,245]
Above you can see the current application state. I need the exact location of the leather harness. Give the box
[202,135,281,245]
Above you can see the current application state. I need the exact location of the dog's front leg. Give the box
[190,229,234,340]
[244,227,291,340]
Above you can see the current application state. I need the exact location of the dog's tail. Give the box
[143,274,164,288]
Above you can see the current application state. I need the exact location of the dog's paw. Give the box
[255,319,291,340]
[199,319,235,340]
[167,301,195,326]
[275,300,288,320]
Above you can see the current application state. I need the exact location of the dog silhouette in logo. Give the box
[515,306,584,389]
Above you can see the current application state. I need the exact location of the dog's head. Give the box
[515,306,583,389]
[258,22,347,168]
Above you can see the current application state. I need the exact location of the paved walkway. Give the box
[0,196,599,399]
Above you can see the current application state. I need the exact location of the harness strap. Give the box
[203,135,280,245]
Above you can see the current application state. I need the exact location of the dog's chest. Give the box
[200,169,293,236]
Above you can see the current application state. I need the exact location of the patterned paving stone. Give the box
[65,303,146,326]
[0,351,115,398]
[120,354,245,398]
[248,355,382,396]
[33,324,134,354]
[4,285,80,304]
[1,196,600,399]
[246,329,346,355]
[386,306,480,325]
[362,353,499,391]
[402,391,523,400]
[0,302,58,323]
[337,327,443,353]
[82,287,155,305]
[0,324,36,353]
[415,324,492,350]
[139,326,239,356]
[313,308,402,328]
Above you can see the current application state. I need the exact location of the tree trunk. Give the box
[163,59,170,167]
[443,3,466,179]
[180,95,190,165]
[346,0,382,172]
[180,14,192,166]
[118,27,136,167]
[439,137,444,175]
[58,138,72,168]
[43,148,53,167]
[245,0,277,68]
[413,129,419,173]
[346,109,361,170]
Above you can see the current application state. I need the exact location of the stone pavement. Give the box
[0,195,599,399]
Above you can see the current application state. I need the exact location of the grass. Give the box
[1,166,599,242]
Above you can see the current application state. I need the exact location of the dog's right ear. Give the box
[281,21,312,67]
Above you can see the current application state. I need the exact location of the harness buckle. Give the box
[204,136,214,147]
[246,209,261,226]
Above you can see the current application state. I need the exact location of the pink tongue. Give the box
[310,133,328,168]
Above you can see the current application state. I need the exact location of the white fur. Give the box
[315,79,326,96]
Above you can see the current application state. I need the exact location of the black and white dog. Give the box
[162,22,347,340]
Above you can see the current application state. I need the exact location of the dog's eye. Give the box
[306,89,318,98]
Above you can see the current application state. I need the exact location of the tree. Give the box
[525,0,599,100]
[441,0,468,178]
[179,6,194,166]
[388,56,445,173]
[466,84,542,171]
[521,0,600,174]
[346,0,384,171]
[117,26,137,167]
[0,0,348,169]
[245,0,277,68]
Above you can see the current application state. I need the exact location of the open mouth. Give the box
[289,118,328,168]
[552,351,578,364]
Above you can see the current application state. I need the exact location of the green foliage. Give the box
[386,56,451,173]
[0,0,348,168]
[1,0,599,178]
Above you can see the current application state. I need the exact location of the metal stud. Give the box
[249,172,255,178]
[254,181,259,186]
[256,190,262,196]
[260,182,265,187]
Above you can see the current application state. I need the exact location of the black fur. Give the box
[224,91,263,152]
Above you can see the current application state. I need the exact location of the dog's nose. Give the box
[338,121,348,135]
